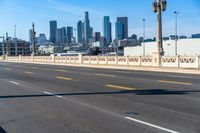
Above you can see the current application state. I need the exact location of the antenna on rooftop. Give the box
[14,25,16,38]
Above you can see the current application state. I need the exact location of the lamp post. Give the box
[142,19,146,56]
[32,22,36,55]
[174,11,179,56]
[0,36,5,57]
[153,0,167,66]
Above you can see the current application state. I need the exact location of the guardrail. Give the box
[0,55,199,69]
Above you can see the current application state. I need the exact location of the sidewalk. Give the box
[1,60,200,75]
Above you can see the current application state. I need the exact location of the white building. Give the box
[38,45,58,54]
[124,39,200,56]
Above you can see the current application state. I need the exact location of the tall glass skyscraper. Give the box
[84,11,90,44]
[116,17,128,40]
[77,21,83,43]
[56,27,67,46]
[50,20,57,43]
[67,27,73,46]
[115,22,123,40]
[103,16,112,46]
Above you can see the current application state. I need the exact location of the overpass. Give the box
[0,55,200,133]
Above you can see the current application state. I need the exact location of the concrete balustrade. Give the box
[0,55,200,69]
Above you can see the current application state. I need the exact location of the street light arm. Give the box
[161,0,167,11]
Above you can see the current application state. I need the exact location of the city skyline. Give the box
[0,0,200,41]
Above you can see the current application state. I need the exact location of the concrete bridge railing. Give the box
[0,55,200,69]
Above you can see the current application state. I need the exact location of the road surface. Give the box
[0,62,200,133]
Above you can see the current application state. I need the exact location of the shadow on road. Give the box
[0,127,7,133]
[0,89,200,99]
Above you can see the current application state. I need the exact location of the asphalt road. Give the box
[0,61,200,133]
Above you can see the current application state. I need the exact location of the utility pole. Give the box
[14,25,18,56]
[6,32,10,56]
[174,11,179,56]
[153,0,167,66]
[142,19,146,56]
[0,37,5,58]
[32,22,36,55]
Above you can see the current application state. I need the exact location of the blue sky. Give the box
[0,0,200,41]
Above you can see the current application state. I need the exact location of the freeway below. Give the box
[0,62,200,133]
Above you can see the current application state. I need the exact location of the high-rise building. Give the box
[56,27,67,46]
[115,22,123,40]
[83,11,92,44]
[116,17,128,39]
[77,21,83,43]
[37,33,47,45]
[93,32,101,42]
[56,28,62,45]
[103,16,112,45]
[67,27,73,46]
[50,20,57,43]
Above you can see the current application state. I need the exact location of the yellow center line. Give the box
[96,74,116,77]
[24,71,33,74]
[56,76,72,81]
[55,69,68,72]
[105,84,136,90]
[158,80,192,85]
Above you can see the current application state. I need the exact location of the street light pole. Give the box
[174,11,179,56]
[142,19,146,56]
[0,37,5,57]
[32,22,36,55]
[153,0,167,66]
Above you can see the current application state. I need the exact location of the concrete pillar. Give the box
[79,54,83,64]
[51,54,55,63]
[198,56,200,69]
[115,56,118,65]
[152,52,161,67]
[126,56,129,66]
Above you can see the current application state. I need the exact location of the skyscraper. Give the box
[50,20,57,43]
[103,16,112,45]
[56,27,67,46]
[115,22,123,40]
[56,28,62,45]
[77,21,83,43]
[83,11,92,44]
[93,32,101,42]
[67,27,73,46]
[116,17,128,39]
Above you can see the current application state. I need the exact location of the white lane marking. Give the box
[43,91,62,98]
[43,91,53,95]
[55,95,63,98]
[168,75,192,79]
[9,81,19,85]
[125,117,180,133]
